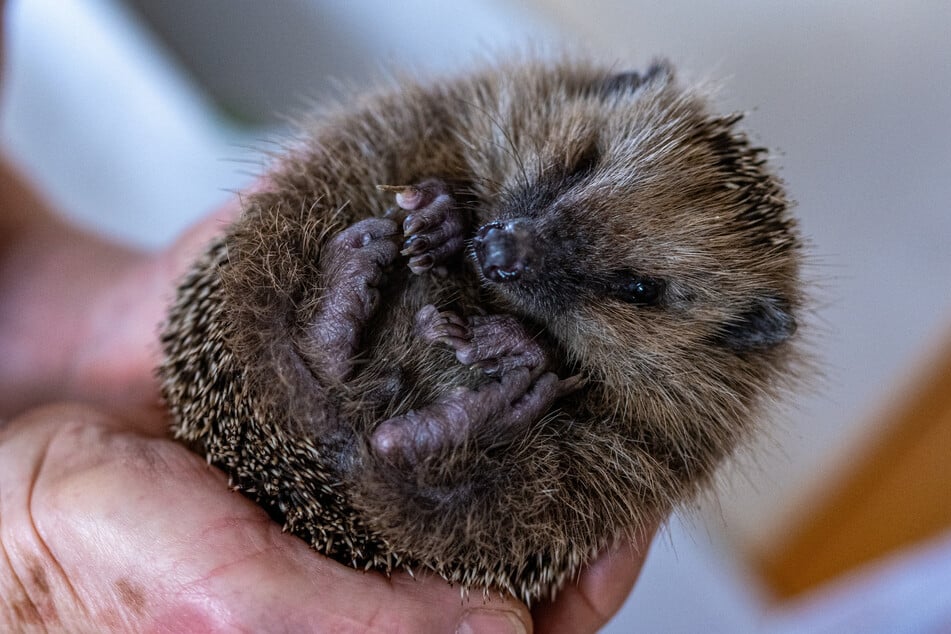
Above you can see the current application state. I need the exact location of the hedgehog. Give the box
[159,57,803,604]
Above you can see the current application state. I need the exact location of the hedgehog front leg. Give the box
[387,179,466,275]
[299,217,399,382]
[370,306,581,462]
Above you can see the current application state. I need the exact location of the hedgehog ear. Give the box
[719,296,797,352]
[597,61,673,97]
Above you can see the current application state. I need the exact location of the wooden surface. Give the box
[757,329,951,599]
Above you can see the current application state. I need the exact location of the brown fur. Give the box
[160,57,803,603]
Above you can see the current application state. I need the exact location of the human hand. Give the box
[0,189,653,632]
[0,403,533,631]
[0,181,243,419]
[0,402,651,632]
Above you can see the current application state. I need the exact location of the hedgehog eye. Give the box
[619,277,665,306]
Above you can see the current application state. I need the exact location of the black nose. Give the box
[474,218,537,283]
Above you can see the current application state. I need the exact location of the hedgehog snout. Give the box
[474,218,540,283]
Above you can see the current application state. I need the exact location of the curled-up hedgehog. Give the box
[159,57,803,604]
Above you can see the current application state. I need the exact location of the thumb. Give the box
[156,187,249,286]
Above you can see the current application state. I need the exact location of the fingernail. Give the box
[455,609,528,634]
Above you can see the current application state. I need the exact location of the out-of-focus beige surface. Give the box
[759,329,951,597]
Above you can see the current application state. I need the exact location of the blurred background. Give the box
[3,0,949,631]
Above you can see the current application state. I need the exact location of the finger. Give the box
[532,526,658,634]
[9,405,533,632]
[48,183,256,426]
[92,183,261,435]
[157,183,253,282]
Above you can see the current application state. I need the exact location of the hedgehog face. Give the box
[467,65,801,418]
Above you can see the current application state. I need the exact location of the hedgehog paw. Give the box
[414,306,548,378]
[370,367,577,462]
[374,308,582,461]
[385,179,464,275]
[303,217,399,380]
[413,304,470,345]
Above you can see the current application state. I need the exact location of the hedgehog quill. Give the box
[160,58,804,604]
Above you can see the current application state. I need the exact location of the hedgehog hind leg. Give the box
[251,216,402,454]
[356,307,581,597]
[368,306,581,464]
